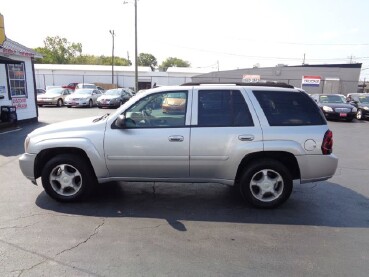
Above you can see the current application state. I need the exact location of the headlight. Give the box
[323,106,333,112]
[352,107,357,112]
[364,106,369,110]
[24,136,30,152]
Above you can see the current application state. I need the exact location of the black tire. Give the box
[56,99,63,107]
[239,159,293,208]
[41,154,97,202]
[38,104,43,107]
[67,105,71,108]
[356,109,363,120]
[88,99,93,108]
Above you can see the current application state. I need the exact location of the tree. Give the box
[34,36,82,64]
[159,57,190,71]
[137,53,157,71]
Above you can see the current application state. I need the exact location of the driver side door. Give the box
[104,90,191,179]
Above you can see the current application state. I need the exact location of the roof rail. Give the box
[181,82,294,89]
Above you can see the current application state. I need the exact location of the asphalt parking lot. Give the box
[1,106,369,276]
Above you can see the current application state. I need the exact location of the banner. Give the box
[302,76,321,87]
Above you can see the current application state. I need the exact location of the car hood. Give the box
[28,116,107,139]
[67,94,91,98]
[320,103,354,108]
[38,94,59,99]
[98,95,119,100]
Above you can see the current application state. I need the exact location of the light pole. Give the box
[134,0,138,92]
[109,30,115,86]
[124,0,138,92]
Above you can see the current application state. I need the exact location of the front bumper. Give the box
[65,99,90,106]
[97,101,119,107]
[19,153,37,183]
[37,100,57,105]
[323,111,356,120]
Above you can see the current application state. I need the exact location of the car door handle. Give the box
[238,135,254,141]
[168,135,184,142]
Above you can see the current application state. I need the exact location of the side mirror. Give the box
[115,114,126,128]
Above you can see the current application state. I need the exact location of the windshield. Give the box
[358,96,369,104]
[319,95,344,103]
[75,89,93,95]
[45,88,63,95]
[105,89,121,95]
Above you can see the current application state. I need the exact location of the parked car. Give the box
[64,88,102,108]
[62,82,79,91]
[347,93,369,120]
[37,87,72,107]
[97,88,132,108]
[75,83,97,90]
[311,94,357,121]
[162,92,187,113]
[36,88,46,94]
[19,83,338,208]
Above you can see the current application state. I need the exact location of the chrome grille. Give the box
[335,108,350,113]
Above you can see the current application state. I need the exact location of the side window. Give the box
[253,90,326,126]
[124,91,188,128]
[198,90,253,127]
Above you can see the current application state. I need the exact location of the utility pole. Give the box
[134,0,138,92]
[109,30,115,85]
[363,78,366,93]
[302,53,306,65]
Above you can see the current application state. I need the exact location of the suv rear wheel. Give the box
[239,159,293,208]
[41,154,96,202]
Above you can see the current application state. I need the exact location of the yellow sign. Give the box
[0,14,6,46]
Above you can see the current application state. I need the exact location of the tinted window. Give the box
[253,90,326,126]
[198,90,253,127]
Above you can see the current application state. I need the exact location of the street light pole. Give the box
[109,30,115,86]
[134,0,138,92]
[123,0,138,92]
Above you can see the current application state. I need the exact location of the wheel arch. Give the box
[34,147,95,180]
[235,151,301,184]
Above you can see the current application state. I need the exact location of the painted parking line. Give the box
[0,127,22,134]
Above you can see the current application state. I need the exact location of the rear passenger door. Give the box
[190,88,263,181]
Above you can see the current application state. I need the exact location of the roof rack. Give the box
[181,82,294,89]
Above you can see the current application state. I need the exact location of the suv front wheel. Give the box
[239,159,293,208]
[41,154,96,202]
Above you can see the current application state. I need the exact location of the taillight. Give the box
[321,130,333,155]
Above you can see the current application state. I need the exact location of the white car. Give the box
[64,89,102,108]
[20,83,338,208]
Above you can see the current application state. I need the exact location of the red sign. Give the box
[12,98,27,109]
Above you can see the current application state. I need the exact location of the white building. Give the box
[0,14,42,123]
[34,64,210,91]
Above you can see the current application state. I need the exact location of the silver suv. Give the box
[19,83,338,208]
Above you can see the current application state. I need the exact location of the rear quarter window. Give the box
[253,90,326,126]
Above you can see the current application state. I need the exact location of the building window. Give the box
[7,63,27,98]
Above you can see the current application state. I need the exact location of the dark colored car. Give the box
[62,82,79,91]
[347,93,369,120]
[311,94,357,122]
[96,88,132,108]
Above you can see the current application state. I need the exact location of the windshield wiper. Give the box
[93,113,110,122]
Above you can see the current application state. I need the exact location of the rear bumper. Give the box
[296,154,338,183]
[19,153,37,183]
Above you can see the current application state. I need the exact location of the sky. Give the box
[2,0,369,79]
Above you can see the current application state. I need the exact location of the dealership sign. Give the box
[302,76,321,87]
